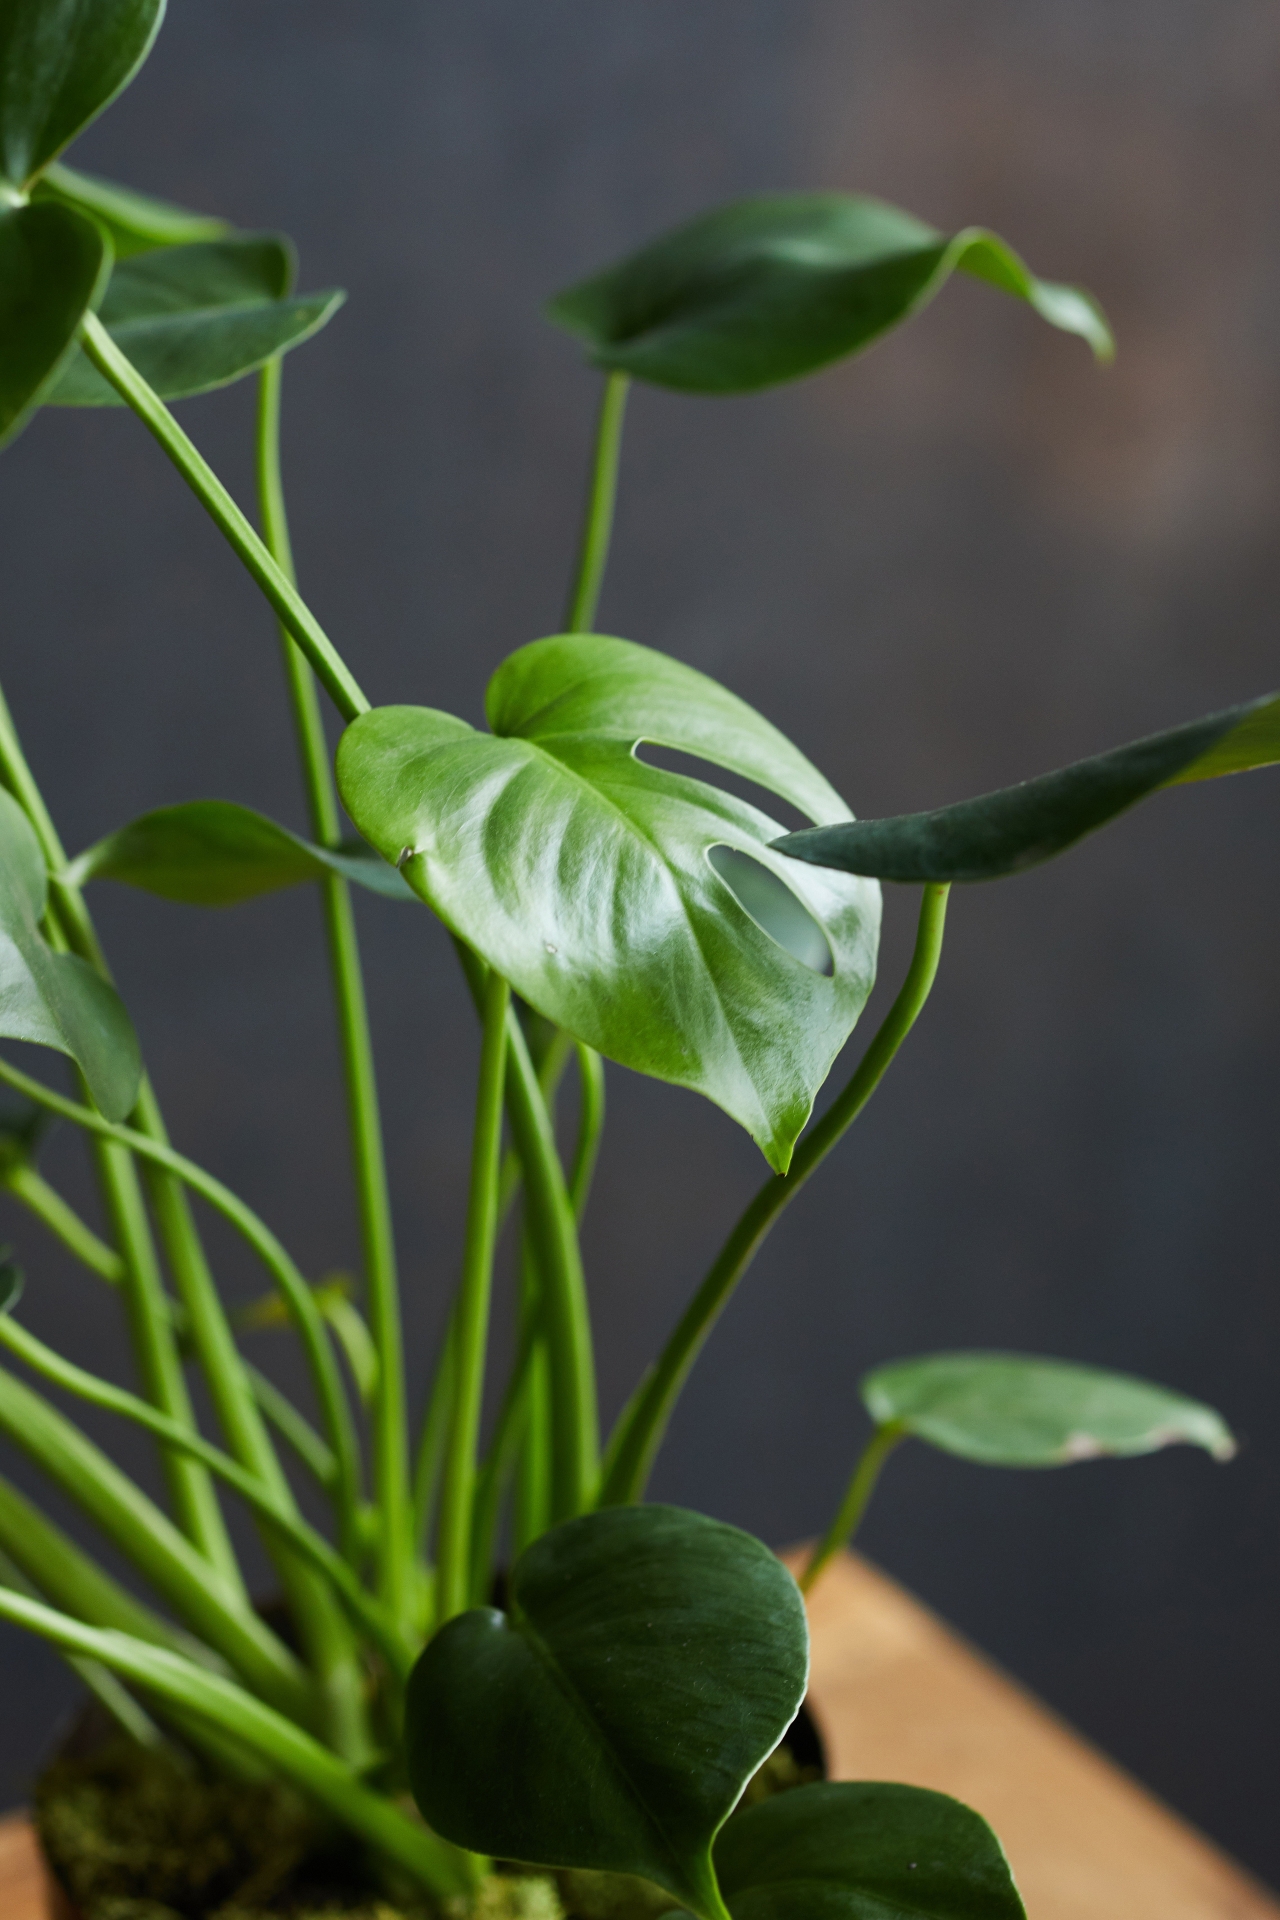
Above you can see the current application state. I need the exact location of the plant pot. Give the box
[1,1551,1275,1920]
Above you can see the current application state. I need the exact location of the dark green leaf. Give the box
[862,1352,1236,1467]
[0,0,164,191]
[66,799,413,904]
[33,161,227,258]
[713,1781,1024,1920]
[547,193,1110,395]
[47,234,344,404]
[0,1255,22,1317]
[0,198,106,447]
[0,789,141,1121]
[337,633,881,1172]
[775,690,1280,883]
[406,1505,808,1920]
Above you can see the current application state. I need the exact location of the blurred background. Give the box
[2,0,1279,1888]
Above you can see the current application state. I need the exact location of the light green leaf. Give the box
[66,799,413,904]
[47,234,345,404]
[406,1505,809,1920]
[337,633,880,1172]
[714,1780,1025,1920]
[861,1352,1236,1467]
[0,1254,22,1316]
[0,198,106,447]
[0,0,165,191]
[33,161,228,258]
[547,193,1110,395]
[775,690,1280,884]
[0,788,141,1121]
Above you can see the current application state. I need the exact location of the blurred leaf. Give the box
[237,1273,379,1406]
[34,161,227,258]
[47,234,344,404]
[406,1505,808,1919]
[862,1352,1236,1467]
[548,193,1110,394]
[67,799,413,904]
[775,690,1280,884]
[0,789,141,1121]
[338,633,880,1173]
[0,198,106,447]
[0,1254,22,1317]
[0,0,165,190]
[713,1780,1024,1920]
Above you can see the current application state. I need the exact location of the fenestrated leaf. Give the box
[337,633,881,1173]
[0,789,141,1121]
[0,1254,22,1317]
[0,198,106,447]
[33,161,227,258]
[862,1352,1236,1467]
[66,799,414,905]
[0,0,165,191]
[547,193,1110,395]
[406,1505,808,1920]
[775,689,1280,883]
[47,234,344,404]
[712,1781,1024,1920]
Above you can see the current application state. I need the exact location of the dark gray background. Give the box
[3,0,1279,1890]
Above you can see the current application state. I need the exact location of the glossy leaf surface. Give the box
[862,1352,1236,1467]
[338,634,880,1171]
[406,1505,808,1918]
[0,790,141,1121]
[714,1781,1024,1920]
[34,161,227,258]
[0,0,164,190]
[776,690,1280,883]
[0,198,106,447]
[548,193,1110,394]
[49,235,344,404]
[68,799,413,904]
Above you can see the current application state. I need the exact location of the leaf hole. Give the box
[634,743,812,833]
[707,845,833,976]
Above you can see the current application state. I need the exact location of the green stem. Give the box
[436,970,509,1623]
[0,1163,125,1282]
[599,883,951,1506]
[564,372,630,633]
[569,1043,605,1217]
[79,315,367,723]
[246,1365,338,1490]
[468,1308,538,1604]
[798,1425,904,1594]
[412,1305,456,1557]
[513,1236,551,1554]
[257,359,412,1629]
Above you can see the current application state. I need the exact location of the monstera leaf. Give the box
[0,791,141,1121]
[406,1506,808,1920]
[548,192,1110,394]
[49,233,344,404]
[862,1352,1236,1467]
[338,633,881,1171]
[0,199,106,446]
[34,161,228,258]
[0,0,165,192]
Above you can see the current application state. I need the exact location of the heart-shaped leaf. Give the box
[775,689,1280,883]
[712,1781,1024,1920]
[862,1352,1236,1467]
[0,198,106,447]
[0,0,165,192]
[48,234,344,405]
[547,193,1110,394]
[0,1254,22,1317]
[33,161,228,259]
[338,634,880,1172]
[0,789,141,1121]
[66,799,414,904]
[406,1505,808,1920]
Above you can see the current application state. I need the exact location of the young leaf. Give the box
[405,1505,809,1920]
[861,1352,1236,1467]
[774,689,1280,883]
[67,799,413,903]
[547,193,1110,395]
[713,1780,1025,1920]
[0,789,141,1121]
[0,199,107,447]
[338,633,881,1173]
[0,1254,22,1317]
[33,161,228,259]
[0,0,165,191]
[47,235,345,405]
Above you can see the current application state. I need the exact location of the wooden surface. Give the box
[2,1552,1276,1918]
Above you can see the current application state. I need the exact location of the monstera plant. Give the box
[0,4,1263,1918]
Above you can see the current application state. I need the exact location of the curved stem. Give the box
[563,372,629,633]
[0,1163,125,1282]
[569,1044,605,1218]
[599,883,951,1507]
[798,1425,904,1594]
